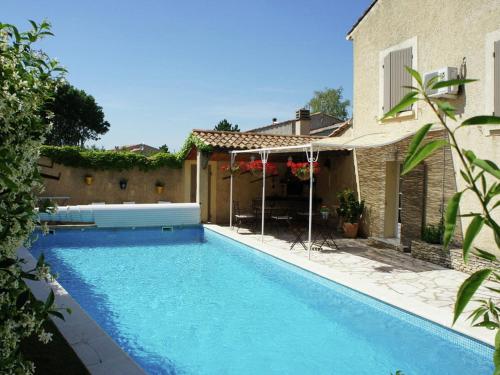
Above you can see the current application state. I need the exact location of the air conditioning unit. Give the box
[423,67,459,98]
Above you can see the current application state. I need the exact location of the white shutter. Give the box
[390,47,413,111]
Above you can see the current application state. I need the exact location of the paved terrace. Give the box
[206,224,497,346]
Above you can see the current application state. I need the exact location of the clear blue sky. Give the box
[3,0,372,150]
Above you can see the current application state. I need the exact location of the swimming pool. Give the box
[30,226,493,374]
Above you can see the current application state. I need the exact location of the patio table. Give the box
[290,214,339,252]
[313,216,340,251]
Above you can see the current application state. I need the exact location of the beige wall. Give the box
[41,151,357,226]
[40,157,185,205]
[351,0,500,251]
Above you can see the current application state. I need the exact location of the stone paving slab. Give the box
[207,224,497,345]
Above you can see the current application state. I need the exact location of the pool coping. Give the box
[17,247,146,375]
[204,224,495,347]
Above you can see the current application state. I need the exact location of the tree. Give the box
[159,144,169,153]
[214,119,240,132]
[45,83,110,147]
[307,87,350,120]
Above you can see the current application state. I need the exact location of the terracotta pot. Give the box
[155,186,164,194]
[84,176,93,185]
[342,222,359,238]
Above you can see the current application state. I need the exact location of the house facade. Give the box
[348,0,500,251]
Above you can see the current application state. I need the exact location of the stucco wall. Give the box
[40,158,185,205]
[351,0,500,252]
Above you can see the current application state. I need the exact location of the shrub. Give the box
[0,21,68,374]
[421,221,444,245]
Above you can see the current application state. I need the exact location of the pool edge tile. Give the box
[204,224,495,347]
[17,247,147,375]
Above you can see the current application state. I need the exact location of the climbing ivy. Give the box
[40,133,213,171]
[176,132,213,160]
[40,146,181,170]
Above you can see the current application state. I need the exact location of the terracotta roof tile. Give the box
[192,129,323,150]
[328,119,352,137]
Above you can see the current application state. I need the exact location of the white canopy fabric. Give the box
[311,130,419,150]
[227,129,422,260]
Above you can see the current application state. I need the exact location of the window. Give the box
[383,47,413,114]
[494,40,500,115]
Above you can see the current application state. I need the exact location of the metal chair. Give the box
[270,207,293,236]
[233,201,257,233]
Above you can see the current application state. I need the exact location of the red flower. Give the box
[287,161,320,179]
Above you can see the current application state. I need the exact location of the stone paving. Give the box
[215,225,497,314]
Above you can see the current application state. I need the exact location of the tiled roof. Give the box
[191,129,322,150]
[328,119,352,137]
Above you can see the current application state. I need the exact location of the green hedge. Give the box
[40,133,213,171]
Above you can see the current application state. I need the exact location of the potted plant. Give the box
[287,160,320,181]
[119,178,128,190]
[246,160,277,177]
[84,174,93,185]
[319,205,330,220]
[336,189,364,238]
[220,161,248,176]
[155,180,165,194]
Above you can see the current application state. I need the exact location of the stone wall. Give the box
[411,240,451,268]
[412,240,498,278]
[40,157,185,205]
[356,131,462,246]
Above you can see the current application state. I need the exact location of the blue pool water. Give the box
[30,227,493,374]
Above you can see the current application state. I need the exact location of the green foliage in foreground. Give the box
[382,67,500,373]
[0,20,69,374]
[40,132,213,171]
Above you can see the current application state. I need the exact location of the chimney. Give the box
[294,108,311,135]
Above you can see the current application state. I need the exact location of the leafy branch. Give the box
[383,67,500,372]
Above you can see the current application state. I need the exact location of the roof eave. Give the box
[346,0,379,40]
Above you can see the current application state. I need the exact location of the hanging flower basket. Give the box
[220,161,248,176]
[287,161,320,181]
[247,160,277,177]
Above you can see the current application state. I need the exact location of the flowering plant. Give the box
[0,20,70,373]
[246,160,277,176]
[220,161,248,175]
[287,160,320,180]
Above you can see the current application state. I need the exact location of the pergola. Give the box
[227,129,419,259]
